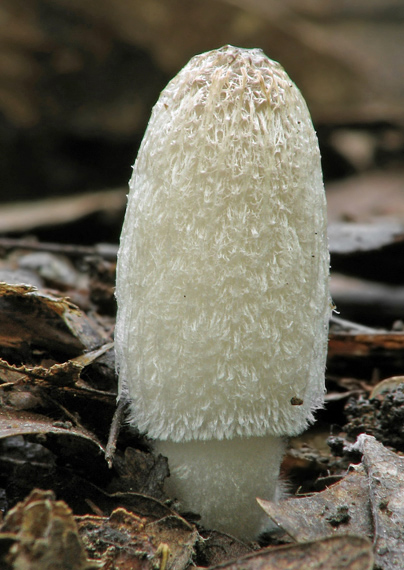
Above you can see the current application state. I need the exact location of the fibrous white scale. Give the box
[115,45,329,442]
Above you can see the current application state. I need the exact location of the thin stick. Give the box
[105,398,126,468]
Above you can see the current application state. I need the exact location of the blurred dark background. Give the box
[1,1,403,205]
[1,0,404,328]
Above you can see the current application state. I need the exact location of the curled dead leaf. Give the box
[0,489,100,569]
[207,535,373,570]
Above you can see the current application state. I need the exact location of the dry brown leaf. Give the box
[259,435,404,570]
[354,435,404,570]
[370,376,404,398]
[0,282,108,356]
[0,357,84,387]
[196,530,253,567]
[208,535,373,570]
[0,343,114,389]
[258,466,372,542]
[77,507,198,570]
[0,406,104,454]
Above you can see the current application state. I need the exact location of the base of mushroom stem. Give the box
[154,434,286,541]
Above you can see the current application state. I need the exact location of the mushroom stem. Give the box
[155,435,285,540]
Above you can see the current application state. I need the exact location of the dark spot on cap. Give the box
[291,397,304,406]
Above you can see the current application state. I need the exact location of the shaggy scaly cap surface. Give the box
[115,45,329,442]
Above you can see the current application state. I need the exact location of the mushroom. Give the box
[115,45,330,540]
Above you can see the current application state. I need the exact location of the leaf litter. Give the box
[1,244,404,569]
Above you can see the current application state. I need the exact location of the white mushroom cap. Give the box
[115,45,330,442]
